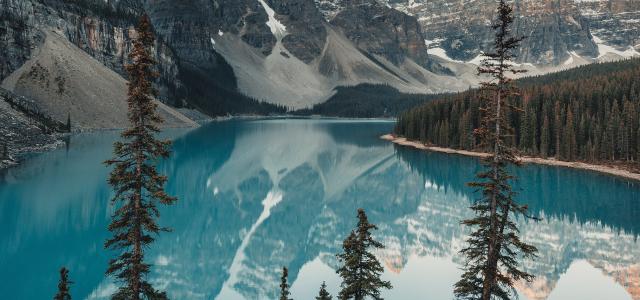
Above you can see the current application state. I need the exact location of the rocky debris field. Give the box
[0,90,62,169]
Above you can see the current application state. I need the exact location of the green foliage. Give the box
[316,281,332,300]
[177,61,288,116]
[295,84,444,118]
[396,58,640,166]
[279,267,293,300]
[54,267,72,300]
[452,2,537,299]
[104,15,174,300]
[336,209,392,300]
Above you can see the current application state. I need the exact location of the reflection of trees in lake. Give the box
[1,120,639,299]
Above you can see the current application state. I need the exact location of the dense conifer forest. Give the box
[295,84,444,118]
[395,58,640,170]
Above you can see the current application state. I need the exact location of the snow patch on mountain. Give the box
[593,35,640,59]
[257,0,287,39]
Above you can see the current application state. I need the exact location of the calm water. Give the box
[1,119,639,300]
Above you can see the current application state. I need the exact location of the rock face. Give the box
[270,0,329,63]
[0,0,183,104]
[144,0,468,108]
[1,30,197,129]
[379,0,640,65]
[0,88,61,169]
[330,0,439,71]
[577,0,640,50]
[1,0,638,112]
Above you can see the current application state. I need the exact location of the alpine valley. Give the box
[2,1,640,300]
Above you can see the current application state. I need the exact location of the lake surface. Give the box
[1,119,639,300]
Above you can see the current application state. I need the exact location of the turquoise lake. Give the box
[1,119,639,299]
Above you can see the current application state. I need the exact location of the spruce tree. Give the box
[336,209,391,300]
[454,1,538,300]
[104,14,176,300]
[316,281,332,300]
[54,267,72,300]
[279,267,293,300]
[540,116,550,158]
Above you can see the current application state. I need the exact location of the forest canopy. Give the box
[395,58,640,167]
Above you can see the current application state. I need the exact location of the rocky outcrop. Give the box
[1,30,197,129]
[3,0,637,113]
[0,0,183,104]
[141,0,466,109]
[379,0,639,65]
[331,0,435,70]
[577,0,640,50]
[0,88,62,169]
[270,0,328,63]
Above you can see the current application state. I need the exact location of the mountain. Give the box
[0,88,62,168]
[146,0,470,109]
[1,29,197,129]
[378,0,640,65]
[1,0,639,114]
[0,0,287,117]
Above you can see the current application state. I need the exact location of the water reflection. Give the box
[0,119,638,300]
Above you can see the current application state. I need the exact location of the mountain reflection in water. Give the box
[0,119,638,300]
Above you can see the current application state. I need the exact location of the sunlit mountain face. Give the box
[1,119,639,299]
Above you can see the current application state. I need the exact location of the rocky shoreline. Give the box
[382,134,640,182]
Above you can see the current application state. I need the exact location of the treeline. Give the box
[295,84,444,118]
[396,59,640,167]
[177,61,288,116]
[0,88,69,133]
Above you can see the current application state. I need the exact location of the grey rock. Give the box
[331,0,437,70]
[378,0,639,65]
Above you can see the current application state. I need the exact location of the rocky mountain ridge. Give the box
[378,0,640,65]
[2,0,639,114]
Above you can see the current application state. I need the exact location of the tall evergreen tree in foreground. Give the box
[454,1,537,300]
[336,209,391,300]
[104,14,176,300]
[279,267,293,300]
[54,267,72,300]
[316,281,332,300]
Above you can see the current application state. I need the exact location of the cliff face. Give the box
[330,0,437,71]
[2,0,638,112]
[380,0,639,65]
[0,0,183,104]
[142,0,465,109]
[576,0,640,49]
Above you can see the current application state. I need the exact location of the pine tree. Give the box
[554,101,562,159]
[336,209,392,300]
[454,1,538,300]
[316,281,332,300]
[540,115,550,158]
[54,267,72,300]
[104,14,176,300]
[279,267,293,300]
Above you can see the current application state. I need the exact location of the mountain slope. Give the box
[2,0,639,114]
[1,30,197,129]
[0,90,61,168]
[378,0,640,65]
[145,0,473,109]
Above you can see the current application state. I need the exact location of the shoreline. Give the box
[381,134,640,182]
